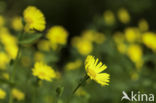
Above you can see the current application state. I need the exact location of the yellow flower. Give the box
[131,72,139,81]
[5,44,18,59]
[117,43,127,54]
[124,27,141,43]
[94,32,106,44]
[85,55,110,86]
[113,32,127,54]
[12,16,23,31]
[32,62,56,81]
[0,27,18,59]
[127,44,143,69]
[65,59,82,70]
[82,30,95,42]
[0,88,6,99]
[34,51,44,62]
[75,88,88,97]
[142,32,156,52]
[21,56,31,67]
[103,10,115,25]
[23,6,46,31]
[46,26,69,50]
[0,52,10,69]
[12,88,25,101]
[138,19,149,32]
[74,38,93,55]
[0,15,5,27]
[82,30,105,44]
[118,8,130,24]
[37,39,51,51]
[113,32,125,44]
[2,73,9,80]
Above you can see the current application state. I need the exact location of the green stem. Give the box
[67,74,89,103]
[72,74,89,95]
[8,32,24,103]
[8,48,21,103]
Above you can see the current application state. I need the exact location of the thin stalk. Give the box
[8,32,24,103]
[67,74,89,103]
[72,74,89,95]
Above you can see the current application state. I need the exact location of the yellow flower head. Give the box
[74,38,93,55]
[34,51,44,62]
[12,88,25,101]
[65,59,82,71]
[23,6,46,31]
[94,32,106,44]
[12,16,23,31]
[85,55,110,86]
[0,88,6,99]
[37,39,51,51]
[82,30,105,44]
[82,30,95,42]
[75,88,88,97]
[0,27,18,59]
[32,62,56,82]
[138,19,149,32]
[113,32,125,43]
[127,44,143,69]
[124,27,141,43]
[0,52,10,69]
[46,26,69,50]
[103,10,115,25]
[2,73,9,80]
[118,8,130,24]
[142,32,156,52]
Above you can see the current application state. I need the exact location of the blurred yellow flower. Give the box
[37,39,51,51]
[11,16,23,31]
[0,88,6,99]
[21,56,31,67]
[117,43,127,54]
[34,51,44,62]
[0,52,10,69]
[82,30,105,44]
[113,32,125,43]
[65,59,82,70]
[5,44,18,59]
[85,55,110,86]
[103,10,115,25]
[82,30,95,42]
[127,44,143,69]
[74,38,93,55]
[142,32,156,52]
[32,62,56,82]
[118,8,130,24]
[0,27,18,59]
[124,27,141,43]
[0,15,5,27]
[12,88,25,101]
[94,32,106,44]
[23,6,46,31]
[46,26,69,50]
[131,72,139,81]
[138,19,149,32]
[2,73,9,80]
[75,88,88,97]
[113,32,127,54]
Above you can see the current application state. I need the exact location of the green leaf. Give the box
[19,33,42,44]
[56,86,64,97]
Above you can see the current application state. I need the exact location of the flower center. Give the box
[88,68,96,79]
[26,17,33,25]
